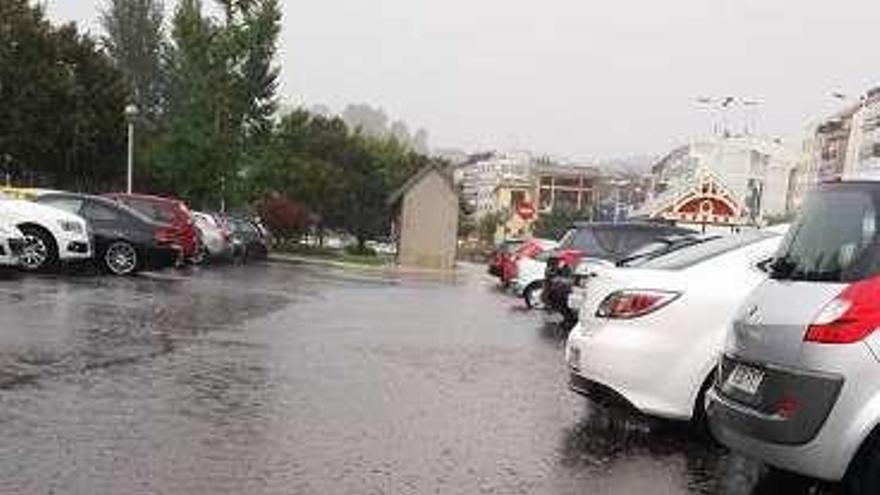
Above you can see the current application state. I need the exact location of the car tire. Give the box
[689,372,718,442]
[524,281,545,310]
[192,244,208,265]
[18,225,58,272]
[844,430,880,494]
[103,241,139,276]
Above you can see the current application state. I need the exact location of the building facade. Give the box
[636,135,796,227]
[456,151,600,240]
[789,88,880,210]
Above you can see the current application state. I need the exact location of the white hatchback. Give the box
[565,230,783,422]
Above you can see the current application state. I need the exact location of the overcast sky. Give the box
[46,0,880,161]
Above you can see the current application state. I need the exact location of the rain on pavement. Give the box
[0,262,833,494]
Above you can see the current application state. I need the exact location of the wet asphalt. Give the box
[0,261,835,494]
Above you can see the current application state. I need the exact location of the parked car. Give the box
[543,222,695,323]
[104,193,199,262]
[502,238,558,288]
[566,230,782,426]
[0,191,92,271]
[0,217,25,267]
[566,233,718,313]
[224,216,269,262]
[35,193,182,275]
[488,239,525,280]
[511,247,559,309]
[193,211,234,262]
[706,178,880,491]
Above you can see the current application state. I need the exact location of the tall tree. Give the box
[0,0,127,190]
[154,0,281,209]
[152,0,219,205]
[100,0,166,123]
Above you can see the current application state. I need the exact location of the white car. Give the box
[193,212,233,261]
[565,230,783,422]
[0,216,25,267]
[0,192,92,271]
[510,239,559,308]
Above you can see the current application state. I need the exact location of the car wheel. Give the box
[689,373,718,442]
[845,431,880,494]
[19,226,58,272]
[524,281,545,310]
[104,241,139,276]
[192,244,208,265]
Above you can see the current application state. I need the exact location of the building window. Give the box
[538,188,552,211]
[555,177,580,188]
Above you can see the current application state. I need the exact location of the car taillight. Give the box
[804,276,880,344]
[595,290,680,319]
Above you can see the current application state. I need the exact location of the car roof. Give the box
[40,192,158,224]
[105,192,185,206]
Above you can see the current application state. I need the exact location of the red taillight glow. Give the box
[805,276,880,344]
[595,290,680,319]
[774,395,800,419]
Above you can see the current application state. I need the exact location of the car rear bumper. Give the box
[706,351,867,482]
[566,322,698,420]
[144,246,182,270]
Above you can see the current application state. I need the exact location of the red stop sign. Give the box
[517,201,536,220]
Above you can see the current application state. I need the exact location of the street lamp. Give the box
[124,104,139,194]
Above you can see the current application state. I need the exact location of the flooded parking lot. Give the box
[0,262,831,494]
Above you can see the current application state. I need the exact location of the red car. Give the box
[500,238,558,286]
[104,193,199,261]
[488,239,524,281]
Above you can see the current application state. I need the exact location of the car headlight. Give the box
[58,220,85,234]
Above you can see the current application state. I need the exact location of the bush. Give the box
[256,193,310,242]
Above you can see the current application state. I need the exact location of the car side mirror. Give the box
[756,258,774,273]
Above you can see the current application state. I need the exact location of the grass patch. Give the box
[276,242,391,267]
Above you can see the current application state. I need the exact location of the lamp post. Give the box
[124,104,139,194]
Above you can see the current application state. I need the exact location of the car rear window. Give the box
[772,183,880,282]
[640,231,776,270]
[122,198,177,224]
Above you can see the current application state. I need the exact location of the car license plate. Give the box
[726,364,764,395]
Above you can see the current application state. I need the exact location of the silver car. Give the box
[707,179,880,491]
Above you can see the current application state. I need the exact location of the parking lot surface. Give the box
[0,262,830,494]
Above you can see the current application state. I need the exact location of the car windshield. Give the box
[616,235,716,267]
[640,231,777,270]
[771,183,880,282]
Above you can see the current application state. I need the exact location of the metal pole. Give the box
[127,121,134,194]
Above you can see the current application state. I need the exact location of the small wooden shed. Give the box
[388,164,459,270]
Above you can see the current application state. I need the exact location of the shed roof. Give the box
[387,163,456,207]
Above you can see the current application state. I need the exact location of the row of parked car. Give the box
[0,188,270,276]
[489,175,880,492]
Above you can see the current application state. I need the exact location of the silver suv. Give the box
[707,179,880,492]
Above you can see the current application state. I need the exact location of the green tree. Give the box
[154,0,281,209]
[0,0,127,190]
[100,0,166,123]
[477,212,504,244]
[151,0,219,205]
[532,207,590,240]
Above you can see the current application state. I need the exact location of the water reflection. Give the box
[559,402,832,494]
